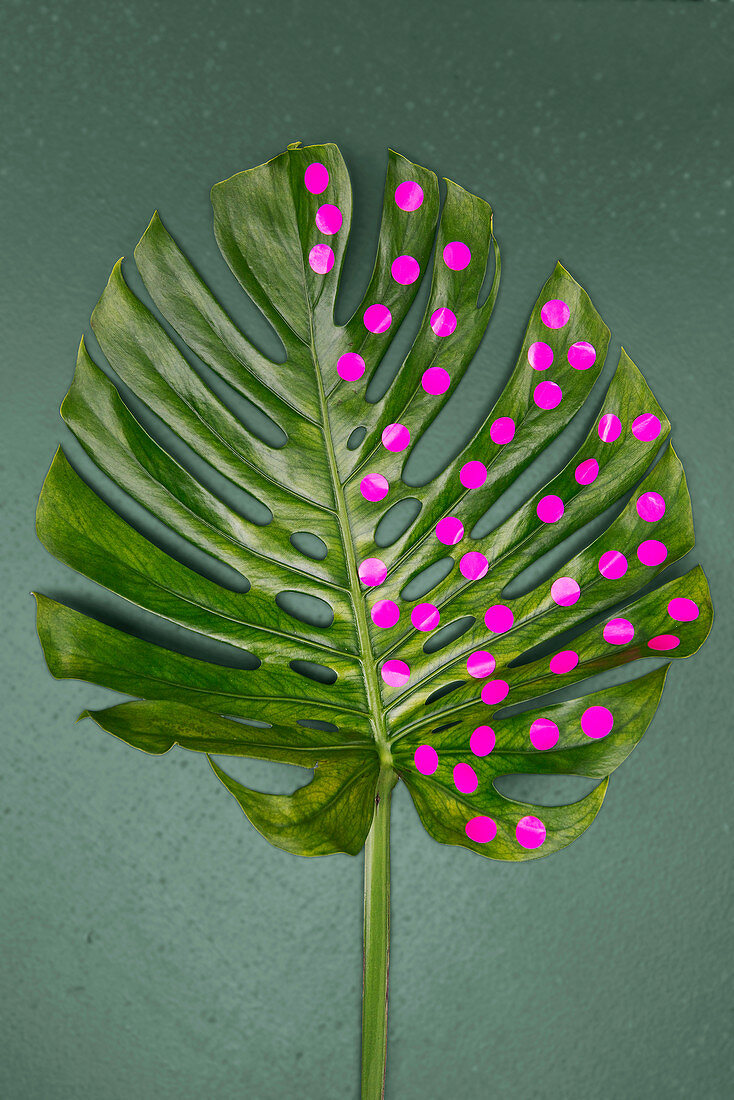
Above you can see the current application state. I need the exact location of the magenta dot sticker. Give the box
[364,304,392,334]
[381,659,410,687]
[470,725,496,756]
[411,603,440,632]
[516,815,546,849]
[391,255,420,284]
[371,599,400,629]
[598,413,622,443]
[529,718,559,751]
[394,180,424,211]
[567,341,597,370]
[443,241,471,270]
[485,604,514,633]
[315,204,342,235]
[668,597,699,622]
[550,650,579,675]
[534,381,563,410]
[537,494,565,524]
[430,307,457,337]
[540,300,570,329]
[603,618,635,645]
[527,341,554,371]
[422,367,451,395]
[382,423,410,451]
[414,744,438,775]
[575,458,599,485]
[304,162,329,194]
[490,416,516,445]
[436,516,464,545]
[360,473,389,501]
[598,550,628,579]
[460,460,487,489]
[632,413,662,442]
[637,540,667,567]
[308,243,335,274]
[467,650,496,679]
[337,352,365,381]
[460,551,489,580]
[648,634,680,651]
[550,577,580,606]
[581,705,614,739]
[481,679,509,705]
[636,491,665,522]
[358,557,387,586]
[466,815,497,843]
[453,762,478,794]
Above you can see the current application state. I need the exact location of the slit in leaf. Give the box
[289,659,338,685]
[297,718,339,732]
[275,590,334,629]
[494,773,600,807]
[425,680,465,706]
[400,556,454,601]
[374,498,422,548]
[290,531,328,560]
[423,615,476,655]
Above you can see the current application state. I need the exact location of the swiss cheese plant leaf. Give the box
[35,142,712,861]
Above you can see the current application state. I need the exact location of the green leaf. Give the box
[35,142,712,860]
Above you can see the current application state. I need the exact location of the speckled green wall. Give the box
[2,1,731,1097]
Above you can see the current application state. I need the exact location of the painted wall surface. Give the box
[2,1,731,1097]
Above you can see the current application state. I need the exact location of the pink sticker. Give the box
[638,540,667,567]
[359,557,387,586]
[484,604,514,633]
[490,416,516,445]
[304,162,329,194]
[636,491,665,522]
[575,458,599,485]
[537,494,565,524]
[443,241,472,270]
[411,603,440,632]
[391,255,420,284]
[453,762,478,794]
[360,473,389,501]
[534,381,563,410]
[567,341,597,370]
[648,634,680,651]
[371,599,400,629]
[529,718,559,751]
[516,815,546,849]
[470,725,495,756]
[308,244,335,274]
[460,460,487,489]
[527,341,554,371]
[541,300,570,329]
[598,413,622,443]
[467,650,496,678]
[550,577,580,606]
[598,550,628,579]
[632,413,662,442]
[550,650,579,675]
[364,304,392,333]
[668,597,699,622]
[315,204,342,235]
[460,551,489,580]
[381,659,410,687]
[337,352,365,381]
[395,181,424,211]
[581,705,614,739]
[414,744,438,775]
[382,423,410,451]
[603,618,635,645]
[422,367,451,395]
[481,679,509,705]
[465,815,497,843]
[436,516,464,545]
[430,307,457,337]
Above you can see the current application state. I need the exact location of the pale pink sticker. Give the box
[527,341,554,370]
[304,162,329,194]
[575,458,599,485]
[381,659,410,687]
[632,413,662,442]
[470,726,496,756]
[467,650,496,678]
[490,416,516,445]
[529,718,559,751]
[371,599,400,629]
[443,241,471,270]
[598,413,622,443]
[481,679,509,705]
[550,577,580,606]
[460,551,489,580]
[466,815,497,843]
[411,603,440,631]
[436,516,464,545]
[636,491,665,522]
[534,381,563,410]
[516,815,546,849]
[395,181,424,211]
[668,597,699,622]
[364,304,392,333]
[581,705,614,739]
[550,650,579,675]
[537,494,565,523]
[337,352,365,381]
[430,307,457,337]
[485,604,514,633]
[460,460,488,489]
[391,255,420,284]
[382,423,410,451]
[308,244,335,274]
[315,204,342,234]
[603,618,635,645]
[638,540,667,567]
[567,341,597,370]
[540,300,570,329]
[359,557,387,586]
[422,367,451,395]
[360,473,389,501]
[453,762,478,793]
[414,744,438,775]
[648,634,680,651]
[598,550,628,579]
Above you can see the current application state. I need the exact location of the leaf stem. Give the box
[361,766,398,1100]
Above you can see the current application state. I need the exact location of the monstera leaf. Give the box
[35,141,712,1098]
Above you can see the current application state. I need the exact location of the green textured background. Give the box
[2,1,732,1097]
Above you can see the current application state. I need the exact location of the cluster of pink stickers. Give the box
[305,162,341,278]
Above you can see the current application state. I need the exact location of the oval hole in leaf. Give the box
[425,679,465,706]
[275,590,334,628]
[400,556,454,601]
[290,531,328,560]
[297,718,339,732]
[289,659,338,685]
[375,498,421,548]
[494,773,600,807]
[423,615,476,655]
[347,426,366,450]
